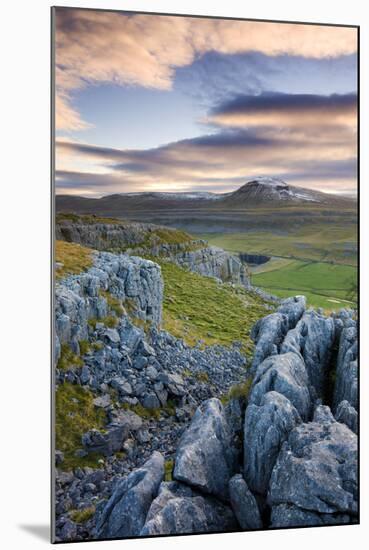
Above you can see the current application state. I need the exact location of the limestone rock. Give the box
[95,451,164,538]
[229,474,262,529]
[270,503,351,528]
[141,481,237,535]
[250,312,289,372]
[244,391,301,495]
[173,398,238,500]
[333,326,358,411]
[248,353,311,421]
[335,400,358,434]
[277,296,306,329]
[268,418,358,516]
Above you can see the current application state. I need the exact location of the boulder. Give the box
[95,451,164,538]
[229,474,262,529]
[173,398,238,500]
[270,503,351,528]
[110,377,133,397]
[141,481,238,536]
[141,393,161,410]
[119,320,143,354]
[248,353,311,421]
[277,296,306,329]
[268,418,358,516]
[60,519,77,541]
[244,391,302,495]
[82,411,142,456]
[103,328,120,344]
[335,400,358,434]
[93,394,111,409]
[250,313,289,373]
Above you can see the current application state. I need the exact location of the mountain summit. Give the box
[225,177,323,205]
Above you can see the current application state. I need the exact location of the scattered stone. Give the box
[141,393,161,410]
[93,394,111,409]
[104,328,120,344]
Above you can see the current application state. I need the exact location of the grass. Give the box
[79,340,91,355]
[198,221,357,312]
[164,459,174,481]
[57,213,124,225]
[69,506,96,524]
[88,315,119,329]
[221,379,252,405]
[55,383,107,471]
[199,223,357,266]
[194,371,210,383]
[55,240,93,279]
[121,399,177,420]
[155,259,273,355]
[57,344,83,371]
[100,289,125,316]
[252,259,357,311]
[121,402,161,420]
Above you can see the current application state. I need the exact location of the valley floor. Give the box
[199,225,357,311]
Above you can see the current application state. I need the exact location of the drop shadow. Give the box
[19,524,50,542]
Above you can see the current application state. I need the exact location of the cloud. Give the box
[207,92,357,128]
[55,128,356,197]
[55,8,357,129]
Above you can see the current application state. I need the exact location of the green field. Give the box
[251,259,356,310]
[198,224,357,266]
[198,222,357,311]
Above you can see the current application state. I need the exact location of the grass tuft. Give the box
[164,458,174,481]
[55,383,107,471]
[57,343,83,370]
[69,506,96,524]
[221,379,252,405]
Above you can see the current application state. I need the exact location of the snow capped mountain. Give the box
[228,177,321,204]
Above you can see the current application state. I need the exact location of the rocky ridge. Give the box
[56,215,250,288]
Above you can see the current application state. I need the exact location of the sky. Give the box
[54,8,358,197]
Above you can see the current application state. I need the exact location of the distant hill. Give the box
[55,177,356,234]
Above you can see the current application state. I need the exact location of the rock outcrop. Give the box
[56,216,250,288]
[228,474,262,529]
[268,414,358,519]
[55,252,163,354]
[141,481,237,535]
[248,353,312,421]
[95,452,164,539]
[244,391,302,495]
[333,326,358,411]
[173,398,239,500]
